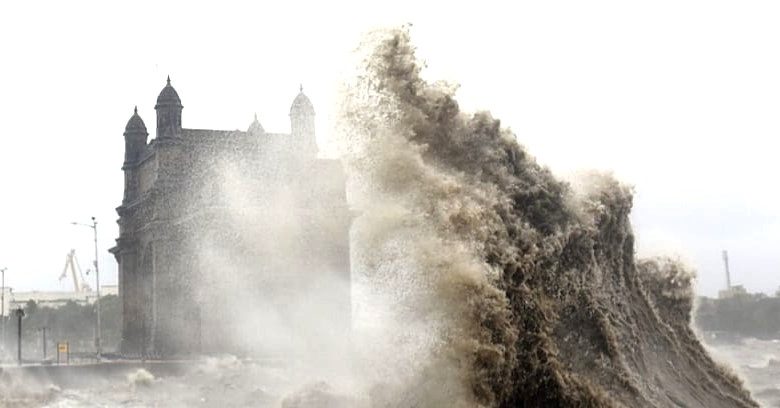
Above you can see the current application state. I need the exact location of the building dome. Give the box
[125,106,147,134]
[155,76,182,107]
[289,85,314,116]
[247,113,265,135]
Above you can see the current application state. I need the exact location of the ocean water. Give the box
[0,357,359,408]
[704,336,780,407]
[0,342,772,408]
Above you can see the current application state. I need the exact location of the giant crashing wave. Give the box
[338,27,758,408]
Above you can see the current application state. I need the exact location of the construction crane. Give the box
[59,249,91,293]
[722,250,732,290]
[718,250,747,298]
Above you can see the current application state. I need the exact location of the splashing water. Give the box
[338,27,758,407]
[126,369,155,388]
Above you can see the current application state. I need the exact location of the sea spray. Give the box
[339,27,758,407]
[127,369,155,388]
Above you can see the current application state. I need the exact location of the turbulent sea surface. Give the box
[703,336,780,407]
[0,342,772,408]
[0,357,361,408]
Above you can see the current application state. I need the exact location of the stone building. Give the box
[110,78,351,357]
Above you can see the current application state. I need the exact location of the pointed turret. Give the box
[155,76,183,139]
[290,84,315,117]
[248,113,265,136]
[124,106,149,166]
[290,85,316,156]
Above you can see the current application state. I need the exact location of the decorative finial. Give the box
[167,75,171,85]
[299,84,303,93]
[254,112,258,121]
[134,105,138,114]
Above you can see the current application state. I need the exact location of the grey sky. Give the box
[0,1,777,297]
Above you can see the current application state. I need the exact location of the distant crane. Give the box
[722,250,732,290]
[59,249,92,293]
[719,250,747,298]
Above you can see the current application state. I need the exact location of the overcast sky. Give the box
[0,1,777,297]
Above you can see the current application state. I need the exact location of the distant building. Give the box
[718,284,748,299]
[110,79,351,357]
[8,286,118,310]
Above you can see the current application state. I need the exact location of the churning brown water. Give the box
[339,27,758,407]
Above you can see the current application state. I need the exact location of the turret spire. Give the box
[248,112,264,135]
[155,76,183,139]
[124,105,149,166]
[125,106,147,133]
[289,87,316,156]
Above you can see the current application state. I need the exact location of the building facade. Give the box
[110,79,351,357]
